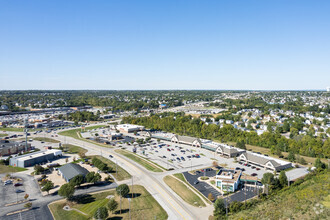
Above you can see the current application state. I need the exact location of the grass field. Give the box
[115,149,164,172]
[0,165,28,174]
[49,185,168,220]
[0,133,8,137]
[228,171,330,219]
[33,137,60,143]
[164,175,206,207]
[89,155,131,181]
[62,144,88,154]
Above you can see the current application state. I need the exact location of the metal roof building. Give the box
[58,163,89,182]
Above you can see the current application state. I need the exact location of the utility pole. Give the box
[132,176,134,198]
[128,198,131,220]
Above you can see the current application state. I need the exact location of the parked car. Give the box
[15,189,24,193]
[251,166,256,169]
[194,181,199,185]
[109,155,113,158]
[14,183,23,187]
[176,157,181,161]
[256,168,260,171]
[181,156,185,161]
[251,173,258,177]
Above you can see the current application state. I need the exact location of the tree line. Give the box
[122,112,330,158]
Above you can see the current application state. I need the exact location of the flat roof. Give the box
[12,149,62,162]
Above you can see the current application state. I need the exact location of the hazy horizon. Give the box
[1,0,329,90]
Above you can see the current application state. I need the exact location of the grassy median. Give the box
[49,185,168,220]
[89,155,131,181]
[33,137,60,143]
[115,149,164,172]
[164,175,206,207]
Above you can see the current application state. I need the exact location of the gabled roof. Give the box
[173,135,201,144]
[241,152,281,168]
[58,163,89,181]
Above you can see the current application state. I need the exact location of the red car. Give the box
[256,168,260,171]
[167,148,171,151]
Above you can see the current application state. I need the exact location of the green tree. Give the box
[287,151,295,162]
[107,199,118,214]
[41,181,54,194]
[58,183,75,200]
[69,174,85,187]
[116,184,130,198]
[279,171,288,187]
[213,198,226,219]
[314,158,326,170]
[261,173,275,186]
[94,206,108,220]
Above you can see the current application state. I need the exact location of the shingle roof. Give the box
[58,163,89,181]
[242,152,281,168]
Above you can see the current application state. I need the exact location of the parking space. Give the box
[121,138,215,170]
[183,170,259,203]
[0,180,27,207]
[183,170,222,199]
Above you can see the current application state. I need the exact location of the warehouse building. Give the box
[58,163,89,182]
[9,149,62,168]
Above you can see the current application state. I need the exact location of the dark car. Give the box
[14,183,23,187]
[256,168,260,171]
[187,155,191,158]
[251,173,258,176]
[241,168,245,171]
[109,155,113,158]
[176,157,181,161]
[15,189,24,193]
[235,167,240,170]
[194,181,199,185]
[181,156,185,161]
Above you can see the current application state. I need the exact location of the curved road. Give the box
[46,131,212,220]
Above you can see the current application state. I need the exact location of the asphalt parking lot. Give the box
[122,138,215,170]
[183,171,259,203]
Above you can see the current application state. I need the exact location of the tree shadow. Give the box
[126,193,141,198]
[107,217,123,220]
[71,194,95,204]
[114,209,129,214]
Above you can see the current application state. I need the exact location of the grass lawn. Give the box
[33,137,60,143]
[62,144,88,154]
[49,185,168,220]
[0,133,8,137]
[229,171,330,219]
[89,155,131,181]
[0,165,28,174]
[0,127,24,132]
[164,175,206,207]
[115,149,164,172]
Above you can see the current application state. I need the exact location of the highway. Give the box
[44,130,213,220]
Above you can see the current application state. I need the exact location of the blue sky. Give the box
[0,0,329,90]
